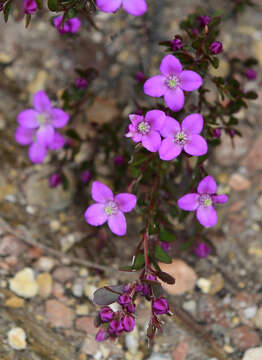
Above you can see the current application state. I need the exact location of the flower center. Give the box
[166,74,180,89]
[37,113,48,125]
[104,201,118,216]
[175,131,188,145]
[199,194,212,207]
[137,121,151,135]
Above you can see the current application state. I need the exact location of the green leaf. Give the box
[66,129,81,141]
[154,245,172,264]
[210,57,219,69]
[25,13,31,28]
[156,270,176,284]
[243,91,258,100]
[48,0,59,11]
[133,252,145,270]
[35,0,43,8]
[3,1,12,22]
[160,228,175,243]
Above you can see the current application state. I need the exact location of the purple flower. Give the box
[209,41,223,54]
[160,242,172,252]
[135,283,144,293]
[198,16,210,27]
[109,320,124,336]
[123,315,135,332]
[81,170,92,184]
[213,128,221,138]
[49,173,62,188]
[96,0,147,16]
[177,175,228,228]
[170,38,183,51]
[245,69,257,80]
[126,110,166,152]
[135,71,147,83]
[118,293,131,306]
[144,55,203,112]
[127,303,136,313]
[114,155,125,166]
[75,78,87,89]
[17,90,69,148]
[84,181,137,236]
[152,297,169,315]
[24,0,37,14]
[194,242,211,258]
[53,16,81,34]
[159,113,207,161]
[96,328,109,342]
[99,306,114,322]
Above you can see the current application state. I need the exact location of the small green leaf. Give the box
[156,270,176,284]
[35,0,43,8]
[160,228,175,243]
[154,245,172,264]
[3,1,12,22]
[25,13,31,28]
[210,57,219,69]
[48,0,59,11]
[243,91,258,100]
[66,129,81,141]
[133,252,145,270]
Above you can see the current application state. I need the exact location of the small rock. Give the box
[75,317,97,335]
[0,235,27,256]
[172,340,188,360]
[81,336,99,356]
[36,273,53,298]
[182,300,196,315]
[9,268,38,298]
[242,134,262,172]
[76,304,89,316]
[158,259,197,295]
[208,273,224,295]
[53,266,75,283]
[8,327,27,350]
[146,353,172,360]
[46,300,74,328]
[5,296,25,308]
[229,174,251,191]
[35,256,56,272]
[210,58,229,77]
[50,220,61,232]
[72,278,84,297]
[230,326,260,350]
[196,278,211,294]
[125,327,139,355]
[254,307,262,329]
[243,306,257,320]
[52,282,64,299]
[243,347,262,360]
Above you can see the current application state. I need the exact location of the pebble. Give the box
[229,174,251,191]
[9,268,39,298]
[182,300,196,315]
[243,306,257,320]
[243,347,262,360]
[75,317,97,335]
[196,278,211,294]
[146,353,172,360]
[254,307,262,329]
[208,273,225,295]
[49,220,61,232]
[81,336,99,356]
[76,304,89,316]
[72,278,84,297]
[158,259,197,295]
[0,235,27,256]
[36,272,53,298]
[35,256,56,272]
[229,326,260,350]
[242,133,262,172]
[125,327,139,355]
[7,327,27,350]
[5,296,25,308]
[46,300,74,328]
[53,266,75,283]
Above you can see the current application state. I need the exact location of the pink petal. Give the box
[36,124,55,146]
[28,142,47,163]
[115,193,137,213]
[91,181,114,203]
[212,194,228,204]
[129,114,144,126]
[179,70,203,91]
[96,0,122,13]
[122,0,147,16]
[160,116,180,138]
[160,55,183,76]
[159,138,182,160]
[145,110,166,131]
[196,205,217,228]
[197,176,217,195]
[108,211,126,236]
[164,87,184,112]
[68,18,81,33]
[84,204,107,226]
[15,126,34,145]
[181,113,203,135]
[48,132,65,150]
[184,134,208,156]
[17,110,38,128]
[51,109,69,128]
[144,75,166,97]
[141,130,161,152]
[131,133,142,143]
[177,193,200,211]
[33,90,51,112]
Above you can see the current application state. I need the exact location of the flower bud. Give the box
[99,306,114,322]
[81,170,92,184]
[245,69,257,80]
[198,16,210,27]
[209,41,223,54]
[114,155,125,166]
[194,242,211,258]
[123,315,135,332]
[135,72,147,83]
[49,173,62,188]
[127,303,136,313]
[96,328,109,342]
[170,38,183,51]
[213,128,221,138]
[75,78,87,89]
[118,293,131,306]
[152,297,169,315]
[109,320,124,335]
[160,242,172,252]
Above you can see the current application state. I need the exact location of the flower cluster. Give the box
[96,0,147,16]
[15,91,69,163]
[53,16,81,34]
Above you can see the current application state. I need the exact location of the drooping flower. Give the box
[159,113,207,160]
[213,128,221,138]
[96,328,109,342]
[17,90,69,148]
[84,181,137,236]
[80,170,92,184]
[53,16,81,34]
[99,306,114,322]
[75,77,87,89]
[96,0,147,16]
[152,297,169,315]
[245,69,257,80]
[24,0,37,14]
[198,15,210,27]
[209,41,223,54]
[194,242,211,258]
[108,320,124,336]
[123,315,135,332]
[126,110,166,152]
[135,71,147,83]
[170,37,183,51]
[144,55,203,112]
[114,155,125,166]
[49,173,62,188]
[177,175,228,228]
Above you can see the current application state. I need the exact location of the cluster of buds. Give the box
[94,275,171,342]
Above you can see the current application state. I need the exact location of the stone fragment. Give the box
[172,340,188,360]
[46,300,74,328]
[53,266,75,283]
[229,326,260,350]
[0,235,27,256]
[75,317,97,335]
[36,273,53,298]
[229,174,251,191]
[196,278,211,294]
[254,307,262,330]
[208,273,224,295]
[146,354,172,360]
[35,256,56,272]
[5,296,25,308]
[9,268,38,298]
[76,304,89,315]
[125,327,139,355]
[81,336,99,356]
[7,327,27,350]
[158,259,197,295]
[243,347,262,360]
[242,134,262,172]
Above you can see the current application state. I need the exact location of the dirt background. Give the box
[0,0,262,359]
